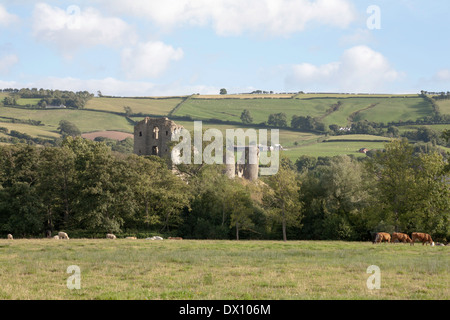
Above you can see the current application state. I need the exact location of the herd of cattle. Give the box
[373,232,447,246]
[3,232,447,246]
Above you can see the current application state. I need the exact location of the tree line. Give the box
[1,88,94,109]
[0,136,448,241]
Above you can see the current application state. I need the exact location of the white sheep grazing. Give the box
[146,236,163,240]
[106,233,116,239]
[7,234,13,240]
[58,232,69,240]
[53,235,60,239]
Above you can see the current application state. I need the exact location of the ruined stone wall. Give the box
[135,117,259,181]
[134,117,184,158]
[226,146,259,181]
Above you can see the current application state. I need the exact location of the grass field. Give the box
[397,124,450,133]
[354,97,433,124]
[0,107,133,133]
[0,239,447,300]
[175,121,322,147]
[174,96,433,127]
[436,99,450,115]
[85,97,184,115]
[0,121,61,139]
[174,98,332,124]
[324,134,393,142]
[286,141,387,159]
[1,94,446,161]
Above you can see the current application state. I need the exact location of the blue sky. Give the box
[0,0,449,96]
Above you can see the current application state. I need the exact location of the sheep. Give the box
[53,235,60,239]
[58,232,69,240]
[125,237,137,240]
[7,234,13,240]
[106,233,117,239]
[146,236,163,240]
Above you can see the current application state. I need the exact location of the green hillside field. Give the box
[1,92,448,161]
[173,95,434,127]
[0,106,133,133]
[85,96,185,115]
[436,99,450,115]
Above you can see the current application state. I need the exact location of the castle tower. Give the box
[134,117,184,158]
[225,145,259,181]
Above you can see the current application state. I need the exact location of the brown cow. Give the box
[411,232,434,246]
[374,232,391,244]
[392,232,412,243]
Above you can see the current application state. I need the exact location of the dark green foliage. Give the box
[3,96,16,106]
[268,112,287,128]
[240,109,253,124]
[0,138,448,241]
[291,115,325,133]
[58,120,81,137]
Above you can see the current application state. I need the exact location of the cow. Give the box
[106,233,116,239]
[58,232,69,240]
[373,232,391,244]
[7,234,13,240]
[411,232,434,246]
[391,232,412,243]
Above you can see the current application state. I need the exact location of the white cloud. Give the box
[121,41,184,80]
[0,5,18,27]
[0,54,19,75]
[32,3,136,58]
[95,0,357,36]
[0,76,219,97]
[432,69,450,83]
[339,29,376,46]
[286,46,403,93]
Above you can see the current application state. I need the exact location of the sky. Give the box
[0,0,449,96]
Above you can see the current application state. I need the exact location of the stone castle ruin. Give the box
[134,117,259,181]
[225,146,259,181]
[134,117,184,158]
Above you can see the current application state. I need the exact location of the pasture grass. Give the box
[174,96,433,128]
[173,98,330,124]
[324,134,392,142]
[436,99,450,115]
[85,97,184,115]
[193,94,296,99]
[0,107,133,133]
[0,239,447,300]
[396,124,450,133]
[355,97,433,124]
[175,121,322,148]
[0,121,61,139]
[285,141,387,159]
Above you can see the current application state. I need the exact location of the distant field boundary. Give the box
[168,94,195,117]
[348,103,379,123]
[98,95,189,100]
[323,139,390,143]
[294,95,420,101]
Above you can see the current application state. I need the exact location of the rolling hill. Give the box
[1,91,449,161]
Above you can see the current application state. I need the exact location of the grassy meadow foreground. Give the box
[0,239,447,300]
